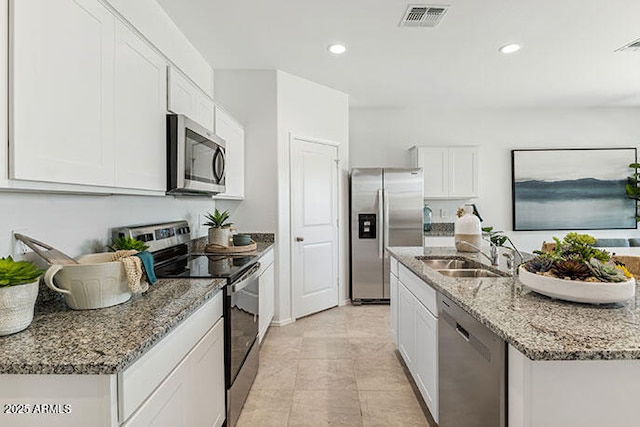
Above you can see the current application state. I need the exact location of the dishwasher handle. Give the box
[440,307,492,362]
[456,323,470,341]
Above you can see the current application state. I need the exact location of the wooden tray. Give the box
[205,240,257,254]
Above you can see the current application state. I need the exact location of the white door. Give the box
[291,137,339,319]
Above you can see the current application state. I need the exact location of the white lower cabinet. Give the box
[390,271,399,345]
[0,293,225,427]
[397,281,416,370]
[414,300,439,422]
[123,316,225,427]
[393,259,439,423]
[258,248,275,342]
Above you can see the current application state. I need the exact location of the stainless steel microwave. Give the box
[167,114,226,196]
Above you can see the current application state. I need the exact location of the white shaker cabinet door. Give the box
[414,299,439,423]
[259,262,275,342]
[114,21,167,191]
[390,269,399,346]
[11,0,116,186]
[214,107,245,200]
[187,318,225,427]
[167,67,214,132]
[397,281,416,371]
[448,146,478,198]
[416,147,447,198]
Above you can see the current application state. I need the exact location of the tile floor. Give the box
[236,304,434,426]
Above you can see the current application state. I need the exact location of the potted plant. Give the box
[203,209,233,247]
[0,256,44,335]
[109,236,150,252]
[519,232,635,304]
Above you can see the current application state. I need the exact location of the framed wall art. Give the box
[511,148,637,231]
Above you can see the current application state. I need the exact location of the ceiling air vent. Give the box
[616,38,640,52]
[400,4,450,27]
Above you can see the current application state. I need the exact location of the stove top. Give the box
[154,253,260,282]
[111,220,260,282]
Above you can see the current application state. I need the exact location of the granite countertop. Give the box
[0,235,275,375]
[388,246,640,361]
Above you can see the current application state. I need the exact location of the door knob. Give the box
[296,237,304,242]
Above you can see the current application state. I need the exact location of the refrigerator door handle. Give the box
[378,188,384,259]
[383,189,390,256]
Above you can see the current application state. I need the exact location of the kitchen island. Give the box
[389,246,640,427]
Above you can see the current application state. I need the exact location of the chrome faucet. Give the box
[455,240,500,266]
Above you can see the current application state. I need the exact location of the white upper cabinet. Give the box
[114,21,167,191]
[11,0,116,186]
[410,145,478,199]
[168,67,214,132]
[214,106,245,200]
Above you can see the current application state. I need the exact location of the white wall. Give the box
[214,70,278,232]
[0,192,214,259]
[277,71,350,318]
[215,70,349,324]
[350,107,640,252]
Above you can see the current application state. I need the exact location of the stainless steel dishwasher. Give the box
[438,293,506,427]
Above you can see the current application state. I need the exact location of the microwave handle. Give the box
[212,147,226,183]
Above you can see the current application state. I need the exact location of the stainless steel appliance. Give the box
[167,114,226,195]
[350,168,423,302]
[112,221,260,427]
[438,292,506,427]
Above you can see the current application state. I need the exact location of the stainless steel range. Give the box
[112,221,260,427]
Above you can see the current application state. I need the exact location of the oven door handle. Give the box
[229,263,261,292]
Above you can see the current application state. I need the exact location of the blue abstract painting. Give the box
[512,148,637,231]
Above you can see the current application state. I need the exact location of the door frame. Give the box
[289,133,342,320]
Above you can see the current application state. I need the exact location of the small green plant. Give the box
[524,232,630,282]
[109,236,149,252]
[0,256,45,287]
[481,226,507,247]
[203,209,232,229]
[626,162,640,222]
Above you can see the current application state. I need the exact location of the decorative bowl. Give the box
[518,266,636,304]
[233,234,252,246]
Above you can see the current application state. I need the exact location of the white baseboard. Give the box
[271,318,294,327]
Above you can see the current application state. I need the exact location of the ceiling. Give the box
[156,0,640,109]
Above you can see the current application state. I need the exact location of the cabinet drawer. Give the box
[118,290,223,422]
[398,264,437,316]
[390,256,399,277]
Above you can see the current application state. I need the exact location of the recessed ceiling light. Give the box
[328,43,347,55]
[499,43,521,54]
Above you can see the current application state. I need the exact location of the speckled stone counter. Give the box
[388,246,640,361]
[0,277,225,375]
[0,236,276,375]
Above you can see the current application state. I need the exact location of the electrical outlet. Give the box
[440,209,448,218]
[11,229,32,259]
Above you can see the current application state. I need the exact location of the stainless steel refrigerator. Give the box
[350,168,424,302]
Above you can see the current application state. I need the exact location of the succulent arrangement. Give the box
[203,209,232,229]
[523,232,632,283]
[0,256,45,287]
[109,236,149,252]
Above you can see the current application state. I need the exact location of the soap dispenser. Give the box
[423,205,433,232]
[454,205,482,252]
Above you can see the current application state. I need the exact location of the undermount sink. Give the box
[418,256,509,278]
[420,258,477,270]
[436,268,504,278]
